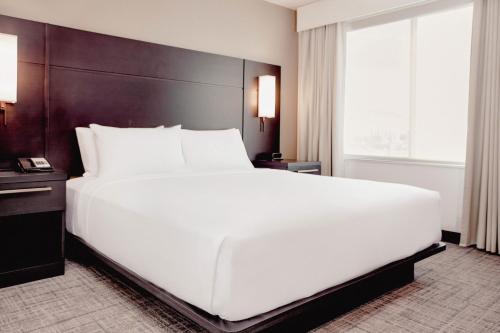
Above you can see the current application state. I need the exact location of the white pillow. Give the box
[90,124,185,177]
[181,129,253,170]
[76,125,170,177]
[75,127,98,177]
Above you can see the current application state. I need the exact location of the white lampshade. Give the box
[258,75,276,118]
[0,33,17,103]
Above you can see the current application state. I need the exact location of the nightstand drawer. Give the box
[253,159,322,175]
[288,165,321,174]
[0,181,65,217]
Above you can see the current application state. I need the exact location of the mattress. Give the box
[66,169,442,321]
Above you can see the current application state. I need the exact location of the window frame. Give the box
[342,0,474,166]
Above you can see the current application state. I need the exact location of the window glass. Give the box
[414,6,473,162]
[344,5,473,163]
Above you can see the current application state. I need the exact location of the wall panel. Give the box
[48,67,243,175]
[0,14,46,163]
[48,25,243,87]
[243,61,281,160]
[0,14,281,175]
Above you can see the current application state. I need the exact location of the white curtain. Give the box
[298,24,344,176]
[460,0,500,254]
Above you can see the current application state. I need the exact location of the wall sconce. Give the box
[258,75,276,132]
[0,33,18,126]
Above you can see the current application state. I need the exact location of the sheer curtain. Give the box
[298,24,344,176]
[460,0,500,254]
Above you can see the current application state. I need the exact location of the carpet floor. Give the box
[0,243,499,333]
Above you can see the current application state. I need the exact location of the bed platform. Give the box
[67,233,445,333]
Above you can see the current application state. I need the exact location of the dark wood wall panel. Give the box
[0,14,281,175]
[0,15,45,64]
[0,15,46,166]
[243,61,281,160]
[48,67,243,174]
[0,63,45,160]
[48,25,243,87]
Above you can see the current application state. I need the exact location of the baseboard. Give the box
[441,230,460,244]
[0,261,65,289]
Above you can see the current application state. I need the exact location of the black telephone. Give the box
[17,157,54,173]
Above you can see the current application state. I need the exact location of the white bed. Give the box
[66,168,441,321]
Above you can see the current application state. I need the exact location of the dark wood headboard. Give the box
[0,15,280,176]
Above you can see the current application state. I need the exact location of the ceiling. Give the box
[264,0,319,9]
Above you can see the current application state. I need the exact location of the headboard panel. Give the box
[48,25,243,87]
[243,61,281,160]
[0,16,45,162]
[48,67,244,175]
[0,15,281,175]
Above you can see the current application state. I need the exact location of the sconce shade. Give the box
[0,33,17,103]
[258,75,276,118]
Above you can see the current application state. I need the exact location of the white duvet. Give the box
[66,169,441,321]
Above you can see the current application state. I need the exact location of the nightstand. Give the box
[253,159,322,175]
[0,170,67,288]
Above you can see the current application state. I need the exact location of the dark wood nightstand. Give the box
[253,159,322,175]
[0,170,67,288]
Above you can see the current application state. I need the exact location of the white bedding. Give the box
[66,169,441,321]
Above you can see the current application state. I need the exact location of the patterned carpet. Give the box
[0,244,499,333]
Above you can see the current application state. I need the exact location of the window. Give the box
[344,4,473,163]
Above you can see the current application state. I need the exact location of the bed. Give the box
[0,17,445,332]
[66,166,444,332]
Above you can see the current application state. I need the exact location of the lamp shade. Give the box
[0,33,17,103]
[258,75,276,118]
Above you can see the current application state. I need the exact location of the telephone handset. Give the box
[17,157,54,173]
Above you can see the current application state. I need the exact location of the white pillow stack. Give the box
[75,125,253,178]
[90,124,184,177]
[76,125,184,177]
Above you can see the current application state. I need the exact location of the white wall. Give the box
[345,159,465,232]
[297,0,435,31]
[0,0,298,158]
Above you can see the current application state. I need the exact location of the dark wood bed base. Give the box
[67,233,445,333]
